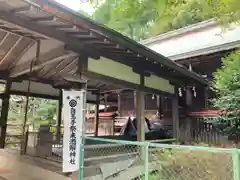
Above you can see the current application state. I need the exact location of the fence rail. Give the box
[82,137,240,180]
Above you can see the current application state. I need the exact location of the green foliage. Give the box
[90,0,239,40]
[151,0,215,35]
[207,0,240,25]
[213,51,240,136]
[8,96,57,125]
[34,99,57,124]
[92,0,160,40]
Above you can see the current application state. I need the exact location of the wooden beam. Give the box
[95,51,188,84]
[9,90,102,104]
[11,6,31,13]
[9,40,35,70]
[10,46,76,77]
[10,90,58,100]
[0,10,87,51]
[0,80,12,148]
[0,8,188,85]
[85,71,175,98]
[49,24,74,29]
[31,16,55,22]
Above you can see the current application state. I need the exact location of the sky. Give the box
[55,0,95,14]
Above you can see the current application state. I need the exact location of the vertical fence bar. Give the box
[144,142,149,180]
[78,136,85,180]
[78,90,87,180]
[233,149,240,180]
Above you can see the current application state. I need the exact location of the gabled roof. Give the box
[0,0,208,93]
[142,19,240,61]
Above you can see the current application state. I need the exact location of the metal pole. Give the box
[144,142,149,180]
[77,54,88,180]
[78,89,86,180]
[233,149,240,180]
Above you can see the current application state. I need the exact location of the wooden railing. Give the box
[181,109,228,144]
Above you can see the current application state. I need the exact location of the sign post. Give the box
[62,90,86,177]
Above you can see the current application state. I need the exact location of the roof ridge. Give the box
[141,19,217,45]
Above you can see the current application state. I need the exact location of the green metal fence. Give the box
[80,137,240,180]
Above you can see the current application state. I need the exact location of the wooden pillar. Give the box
[134,91,137,114]
[104,94,107,112]
[136,75,145,142]
[117,92,121,116]
[186,87,192,107]
[0,80,11,148]
[157,95,163,119]
[94,91,100,137]
[204,86,208,107]
[56,89,63,142]
[172,95,180,141]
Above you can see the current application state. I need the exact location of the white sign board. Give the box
[62,90,86,172]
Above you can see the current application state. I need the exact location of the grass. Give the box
[137,142,238,180]
[146,145,234,180]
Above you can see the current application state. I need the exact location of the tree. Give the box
[92,0,160,40]
[213,51,240,137]
[207,0,240,25]
[7,96,57,125]
[34,99,57,124]
[91,0,239,40]
[151,0,215,35]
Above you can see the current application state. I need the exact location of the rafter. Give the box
[0,10,87,51]
[10,46,76,77]
[0,37,23,66]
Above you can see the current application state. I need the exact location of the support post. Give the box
[134,91,137,115]
[56,89,63,143]
[76,54,88,180]
[232,149,240,180]
[94,91,100,137]
[144,142,149,180]
[136,75,145,142]
[157,95,163,119]
[172,95,180,141]
[204,86,208,108]
[186,87,192,107]
[0,80,11,148]
[117,92,121,116]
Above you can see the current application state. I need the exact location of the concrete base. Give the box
[0,149,70,180]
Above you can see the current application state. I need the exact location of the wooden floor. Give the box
[0,149,70,180]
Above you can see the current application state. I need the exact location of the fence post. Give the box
[144,142,149,180]
[233,148,240,180]
[78,136,85,180]
[23,130,29,155]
